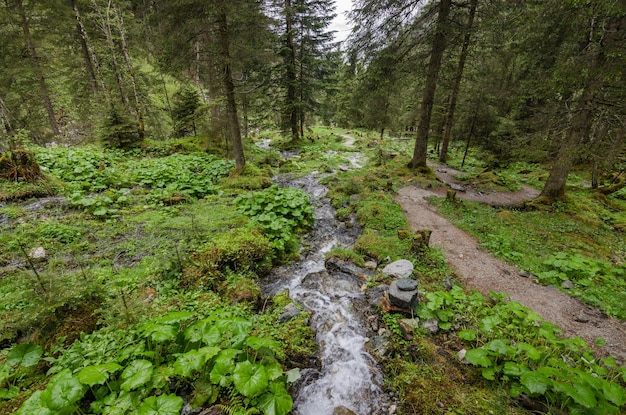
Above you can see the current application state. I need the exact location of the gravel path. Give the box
[396,164,626,364]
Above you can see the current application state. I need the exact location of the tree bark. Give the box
[71,0,98,94]
[15,0,60,136]
[217,12,245,170]
[284,0,299,140]
[93,0,130,110]
[113,2,145,137]
[409,0,452,168]
[439,0,477,163]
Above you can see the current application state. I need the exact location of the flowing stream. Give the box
[262,167,389,415]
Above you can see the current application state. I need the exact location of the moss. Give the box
[198,228,273,278]
[354,229,411,262]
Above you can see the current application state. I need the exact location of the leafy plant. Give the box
[22,309,294,415]
[235,185,314,253]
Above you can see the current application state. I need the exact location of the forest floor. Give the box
[396,162,626,364]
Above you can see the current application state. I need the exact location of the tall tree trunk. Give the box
[217,12,245,170]
[284,0,299,140]
[0,95,12,135]
[93,0,130,110]
[15,0,60,136]
[439,0,478,163]
[113,2,144,137]
[409,0,452,168]
[539,91,594,199]
[71,0,98,94]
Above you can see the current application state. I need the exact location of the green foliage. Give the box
[198,228,273,280]
[536,252,626,319]
[235,186,314,253]
[99,105,142,150]
[27,309,293,415]
[171,86,201,138]
[416,287,626,413]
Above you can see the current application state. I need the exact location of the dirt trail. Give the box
[396,163,626,364]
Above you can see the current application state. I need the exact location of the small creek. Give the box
[261,145,390,415]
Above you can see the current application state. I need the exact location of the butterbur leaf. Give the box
[184,319,220,345]
[264,360,284,381]
[246,336,282,354]
[138,394,183,415]
[569,382,597,408]
[458,329,477,341]
[258,381,293,415]
[174,349,206,378]
[0,385,20,400]
[16,390,52,415]
[7,343,43,368]
[602,381,626,406]
[482,366,497,380]
[78,363,122,386]
[140,322,177,343]
[516,342,541,361]
[520,371,551,395]
[233,361,269,398]
[41,369,86,410]
[464,348,492,367]
[120,360,153,391]
[484,339,512,357]
[503,362,528,377]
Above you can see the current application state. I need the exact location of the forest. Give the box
[0,0,625,414]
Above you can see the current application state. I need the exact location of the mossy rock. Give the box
[198,228,273,277]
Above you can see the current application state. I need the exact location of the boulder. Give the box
[382,259,414,278]
[279,303,301,323]
[388,279,419,309]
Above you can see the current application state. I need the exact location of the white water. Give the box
[264,173,385,415]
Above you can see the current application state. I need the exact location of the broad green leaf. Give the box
[41,369,86,410]
[264,360,284,381]
[569,382,597,408]
[516,342,541,361]
[458,329,477,341]
[93,207,108,216]
[210,359,234,387]
[7,343,43,368]
[78,363,122,386]
[233,361,269,398]
[0,366,10,384]
[0,385,20,400]
[482,366,497,380]
[484,339,512,356]
[16,390,53,415]
[258,381,293,415]
[479,315,502,333]
[503,362,528,377]
[120,360,153,391]
[246,336,282,354]
[140,322,177,343]
[520,371,551,395]
[137,394,183,415]
[602,380,626,406]
[464,348,492,367]
[174,349,206,378]
[184,320,220,346]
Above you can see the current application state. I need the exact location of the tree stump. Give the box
[412,229,432,253]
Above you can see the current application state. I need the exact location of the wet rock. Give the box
[367,334,392,359]
[450,183,465,192]
[442,277,453,290]
[422,318,440,334]
[388,280,419,309]
[333,406,357,415]
[325,257,375,279]
[561,280,575,289]
[398,318,419,340]
[396,278,418,291]
[366,285,388,308]
[519,270,535,278]
[279,303,301,323]
[382,259,414,278]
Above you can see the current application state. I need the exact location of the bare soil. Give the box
[396,161,626,364]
